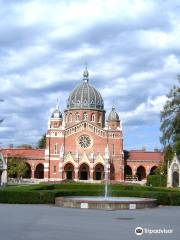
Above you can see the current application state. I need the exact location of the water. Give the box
[70,197,152,202]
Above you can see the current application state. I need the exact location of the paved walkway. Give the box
[0,204,179,240]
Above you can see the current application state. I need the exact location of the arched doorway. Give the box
[124,165,132,179]
[150,166,157,175]
[64,163,74,180]
[173,171,179,187]
[79,163,89,180]
[94,164,104,180]
[136,166,146,181]
[24,163,32,178]
[34,164,44,179]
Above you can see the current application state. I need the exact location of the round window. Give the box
[78,135,91,148]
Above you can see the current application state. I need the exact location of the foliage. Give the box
[160,78,180,175]
[7,157,29,179]
[16,144,33,149]
[0,190,55,204]
[37,133,46,149]
[123,150,130,161]
[155,145,174,176]
[146,175,167,187]
[160,79,180,155]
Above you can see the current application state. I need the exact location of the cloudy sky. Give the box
[0,0,179,150]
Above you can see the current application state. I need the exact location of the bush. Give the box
[0,190,55,204]
[146,175,167,187]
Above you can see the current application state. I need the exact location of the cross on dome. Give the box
[83,64,89,83]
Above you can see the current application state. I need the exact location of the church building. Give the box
[0,68,163,183]
[45,67,123,181]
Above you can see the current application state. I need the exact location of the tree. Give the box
[7,156,29,179]
[17,144,33,149]
[37,133,46,149]
[159,77,180,174]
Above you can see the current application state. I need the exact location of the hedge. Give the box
[0,183,180,205]
[0,190,55,204]
[146,175,167,187]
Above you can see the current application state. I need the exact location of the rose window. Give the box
[78,135,91,148]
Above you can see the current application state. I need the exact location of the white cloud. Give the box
[0,0,179,149]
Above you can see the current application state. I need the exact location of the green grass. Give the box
[0,183,180,205]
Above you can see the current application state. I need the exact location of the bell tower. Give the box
[49,103,63,129]
[107,106,120,130]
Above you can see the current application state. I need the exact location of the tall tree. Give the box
[8,156,29,179]
[37,133,46,149]
[160,77,180,172]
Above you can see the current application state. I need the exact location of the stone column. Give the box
[74,168,79,181]
[90,168,94,181]
[31,169,35,179]
[146,166,151,176]
[132,166,137,177]
[167,161,172,187]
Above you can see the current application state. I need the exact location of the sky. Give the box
[0,0,179,150]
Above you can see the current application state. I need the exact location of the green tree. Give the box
[8,156,29,179]
[159,77,180,174]
[17,144,33,149]
[37,133,46,149]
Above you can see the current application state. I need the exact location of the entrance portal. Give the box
[79,164,89,180]
[94,164,104,180]
[64,163,74,180]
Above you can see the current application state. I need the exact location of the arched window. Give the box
[54,143,58,154]
[91,114,95,122]
[83,112,88,121]
[69,113,73,122]
[75,113,80,122]
[112,144,115,155]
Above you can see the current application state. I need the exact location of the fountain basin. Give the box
[55,196,157,210]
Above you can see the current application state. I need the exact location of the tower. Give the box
[107,106,120,130]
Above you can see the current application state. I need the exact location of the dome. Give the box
[108,106,120,121]
[67,68,104,110]
[51,105,62,119]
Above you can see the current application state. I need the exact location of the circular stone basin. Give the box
[55,196,157,210]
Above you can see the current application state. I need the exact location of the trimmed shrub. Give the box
[146,175,167,187]
[0,190,55,204]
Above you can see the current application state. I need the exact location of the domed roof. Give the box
[108,106,120,121]
[51,104,62,119]
[67,68,104,110]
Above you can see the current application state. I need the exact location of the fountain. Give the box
[55,146,157,210]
